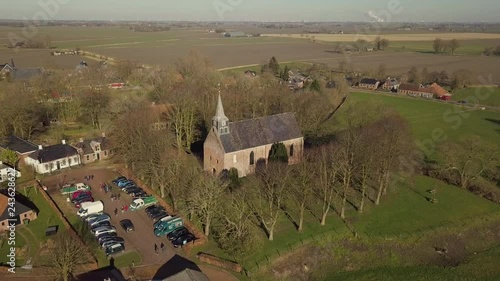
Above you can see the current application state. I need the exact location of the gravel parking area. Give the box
[41,166,180,266]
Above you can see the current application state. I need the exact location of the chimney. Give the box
[62,140,66,145]
[101,132,106,138]
[38,145,43,150]
[79,138,84,143]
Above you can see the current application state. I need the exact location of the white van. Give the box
[94,226,117,237]
[78,201,104,217]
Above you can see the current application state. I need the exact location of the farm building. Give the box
[224,31,247,37]
[204,95,303,177]
[359,78,380,90]
[74,133,112,164]
[381,77,400,91]
[0,192,37,231]
[399,83,449,99]
[25,140,81,174]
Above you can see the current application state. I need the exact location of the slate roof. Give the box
[27,144,78,163]
[161,269,210,281]
[399,83,422,92]
[360,78,379,85]
[1,136,38,154]
[0,193,34,221]
[10,68,43,81]
[77,266,127,281]
[74,137,110,155]
[219,113,302,153]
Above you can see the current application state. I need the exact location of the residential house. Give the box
[25,140,81,174]
[204,95,304,178]
[0,161,21,183]
[0,136,38,161]
[76,266,127,281]
[0,62,14,80]
[0,192,37,231]
[381,77,400,91]
[359,78,380,90]
[160,268,210,281]
[74,134,112,164]
[287,70,312,90]
[76,60,89,72]
[399,83,449,99]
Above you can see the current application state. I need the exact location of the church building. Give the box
[203,95,304,177]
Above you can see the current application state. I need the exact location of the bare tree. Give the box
[48,232,91,281]
[447,39,460,55]
[251,161,290,240]
[290,153,315,231]
[191,172,227,237]
[439,136,498,189]
[433,38,444,54]
[78,88,110,129]
[313,145,339,226]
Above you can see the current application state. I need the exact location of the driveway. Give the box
[42,166,181,266]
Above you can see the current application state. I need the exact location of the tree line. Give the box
[433,38,460,54]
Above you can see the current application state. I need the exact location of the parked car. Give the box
[125,188,143,196]
[112,176,127,184]
[97,232,118,243]
[94,226,117,237]
[74,197,94,208]
[100,236,124,247]
[117,180,135,187]
[89,215,111,228]
[122,185,139,192]
[171,233,195,248]
[120,219,135,232]
[90,221,111,231]
[102,238,125,249]
[92,225,114,234]
[72,190,91,200]
[71,193,92,203]
[132,191,148,198]
[105,243,125,256]
[145,205,164,215]
[87,213,110,225]
[167,227,189,241]
[150,210,168,221]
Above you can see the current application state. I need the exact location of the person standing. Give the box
[154,243,158,255]
[160,242,165,252]
[114,208,118,216]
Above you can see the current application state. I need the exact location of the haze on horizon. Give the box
[0,0,499,23]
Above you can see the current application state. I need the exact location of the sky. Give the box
[0,0,498,22]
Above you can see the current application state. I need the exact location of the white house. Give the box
[0,161,21,182]
[25,140,81,174]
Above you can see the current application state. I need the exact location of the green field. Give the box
[387,39,500,55]
[348,92,499,157]
[0,186,65,265]
[451,87,500,107]
[325,245,500,281]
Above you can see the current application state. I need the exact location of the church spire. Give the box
[212,94,229,135]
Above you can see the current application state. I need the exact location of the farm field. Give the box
[347,92,500,154]
[451,86,500,107]
[387,39,500,55]
[2,27,500,84]
[262,33,500,42]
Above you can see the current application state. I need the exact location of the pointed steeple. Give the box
[212,94,229,135]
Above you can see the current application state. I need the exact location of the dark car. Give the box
[71,191,91,200]
[126,188,143,196]
[167,227,189,241]
[120,219,134,232]
[112,176,127,184]
[172,233,195,248]
[132,191,148,198]
[149,210,168,221]
[145,205,164,214]
[122,185,139,192]
[105,243,125,256]
[97,233,118,244]
[117,180,135,187]
[100,237,125,248]
[71,193,92,203]
[90,221,111,231]
[74,197,94,208]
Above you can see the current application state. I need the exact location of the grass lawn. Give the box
[95,250,142,269]
[387,39,500,56]
[220,61,312,73]
[353,176,500,237]
[0,186,65,265]
[451,87,500,107]
[347,92,500,157]
[325,245,500,281]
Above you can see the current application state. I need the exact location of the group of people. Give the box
[154,243,166,254]
[113,205,129,216]
[84,174,94,182]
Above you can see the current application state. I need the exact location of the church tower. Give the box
[212,95,229,135]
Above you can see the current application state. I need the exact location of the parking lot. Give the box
[41,166,180,265]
